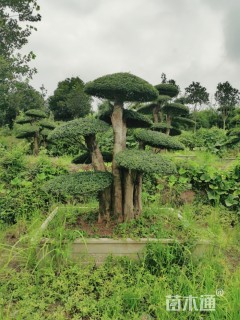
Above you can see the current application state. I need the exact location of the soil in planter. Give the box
[52,206,194,240]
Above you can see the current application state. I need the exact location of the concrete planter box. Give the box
[39,238,214,265]
[38,208,216,265]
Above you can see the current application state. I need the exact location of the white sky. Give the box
[25,0,240,100]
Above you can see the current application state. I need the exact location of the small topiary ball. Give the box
[155,83,179,98]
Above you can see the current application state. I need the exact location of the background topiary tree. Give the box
[137,82,190,136]
[15,109,56,155]
[162,102,189,135]
[132,128,184,217]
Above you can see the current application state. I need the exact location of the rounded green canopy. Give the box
[162,103,189,116]
[115,149,176,174]
[25,109,47,118]
[85,72,159,102]
[135,129,184,150]
[43,171,112,196]
[155,84,179,98]
[48,118,109,141]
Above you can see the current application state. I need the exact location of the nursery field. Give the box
[2,1,240,319]
[0,132,239,320]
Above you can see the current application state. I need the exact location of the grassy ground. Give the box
[0,135,240,319]
[0,201,239,319]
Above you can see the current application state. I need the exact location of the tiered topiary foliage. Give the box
[85,72,159,221]
[16,109,56,155]
[135,129,184,150]
[115,150,176,220]
[138,82,191,135]
[48,117,112,222]
[43,172,112,196]
[162,102,189,134]
[45,72,183,222]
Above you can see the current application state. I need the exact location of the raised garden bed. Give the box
[38,207,216,265]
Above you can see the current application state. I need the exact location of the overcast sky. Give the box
[25,0,240,101]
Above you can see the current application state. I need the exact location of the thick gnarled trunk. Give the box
[153,106,159,124]
[166,115,171,135]
[33,132,39,156]
[85,134,111,222]
[85,135,106,171]
[123,170,135,221]
[133,141,145,217]
[111,100,126,222]
[133,173,142,217]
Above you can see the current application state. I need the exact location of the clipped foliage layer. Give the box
[115,149,176,174]
[135,129,184,150]
[16,125,38,138]
[43,171,112,196]
[162,103,189,116]
[85,72,159,102]
[48,118,109,141]
[25,109,47,118]
[15,117,32,124]
[39,120,56,129]
[155,83,179,98]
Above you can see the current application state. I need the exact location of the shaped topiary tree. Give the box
[132,128,184,217]
[115,150,176,220]
[43,171,113,223]
[16,109,56,155]
[48,117,112,222]
[85,72,159,221]
[162,102,189,135]
[137,95,171,124]
[137,83,189,136]
[46,72,183,223]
